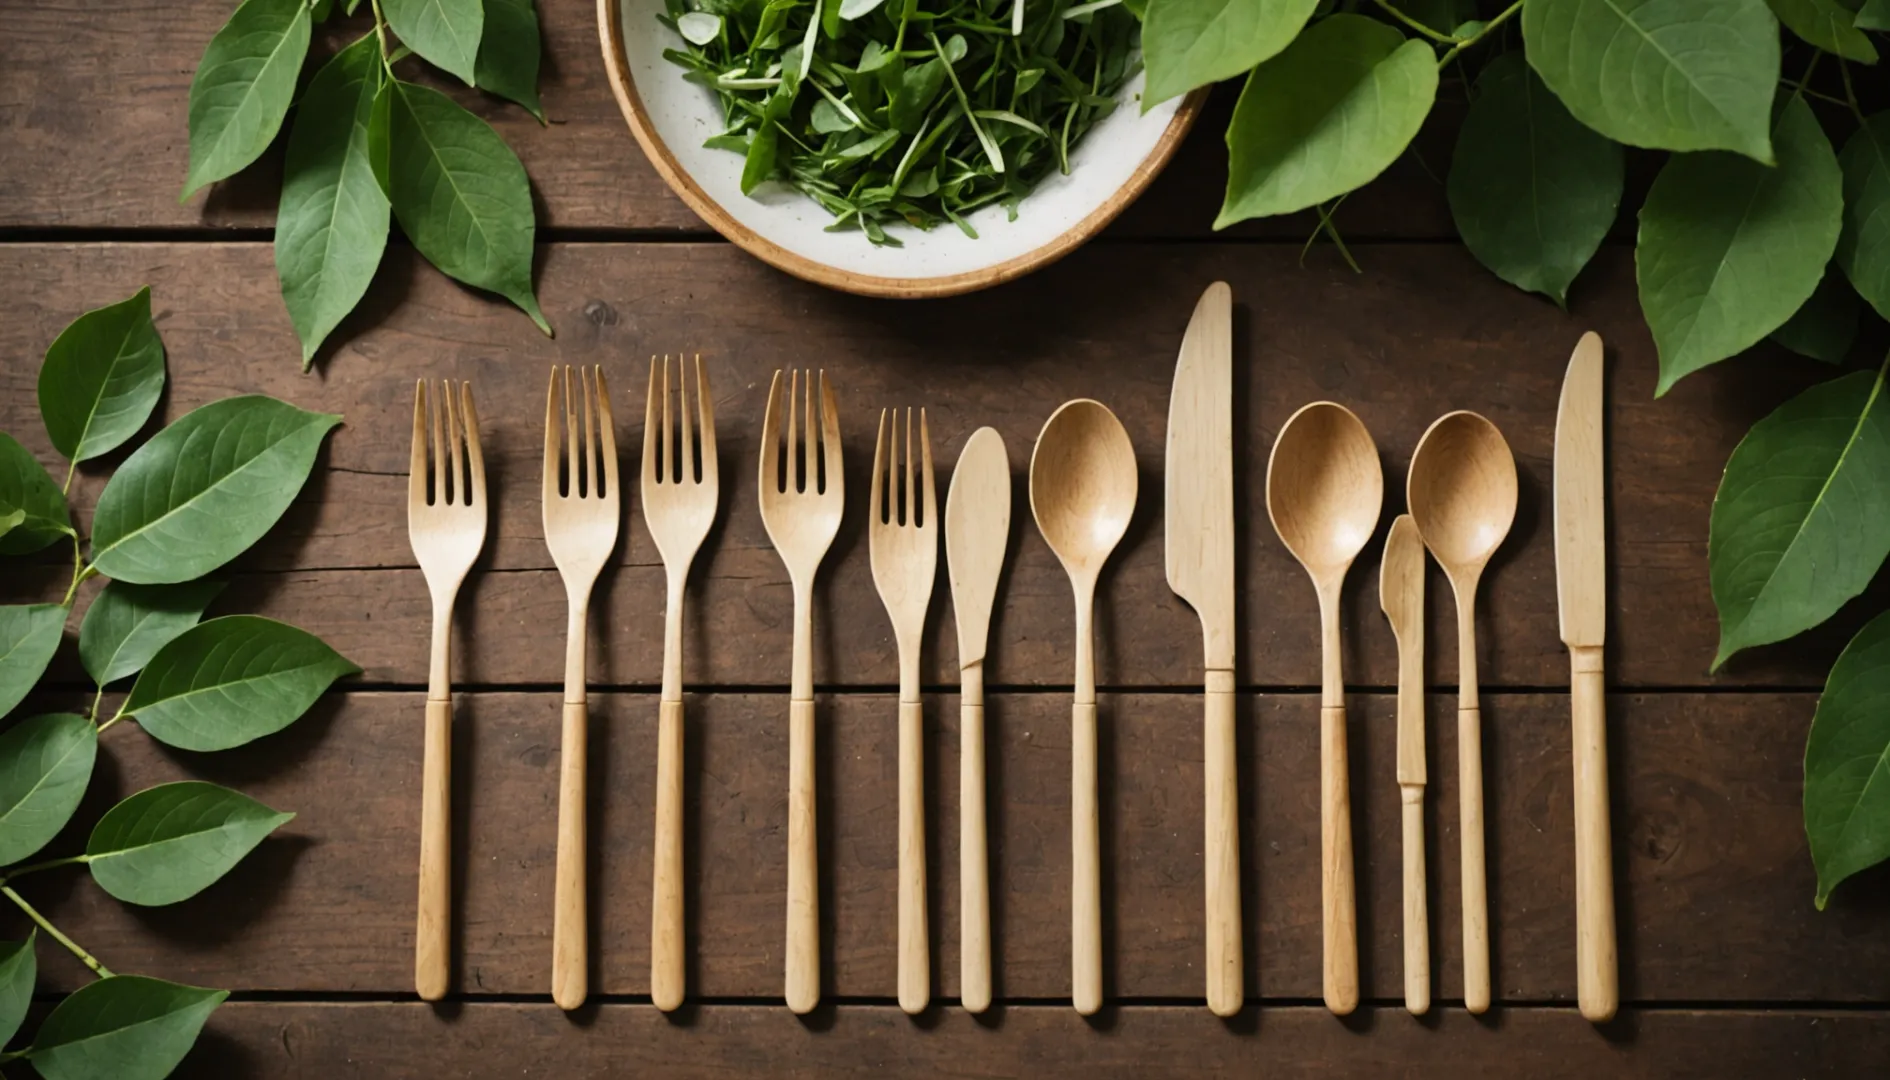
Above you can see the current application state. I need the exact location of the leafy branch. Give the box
[0,288,357,1078]
[183,0,550,369]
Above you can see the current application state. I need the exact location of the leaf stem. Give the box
[1437,0,1523,68]
[1840,58,1865,124]
[97,712,126,735]
[1372,0,1458,44]
[60,460,75,497]
[59,546,95,609]
[0,887,111,979]
[0,855,91,884]
[370,0,397,76]
[87,688,104,725]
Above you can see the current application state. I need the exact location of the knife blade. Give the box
[1555,330,1617,1024]
[1164,281,1240,1017]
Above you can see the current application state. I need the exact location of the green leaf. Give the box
[0,435,73,557]
[1767,0,1878,61]
[1140,0,1320,108]
[1859,0,1890,28]
[36,287,167,464]
[277,34,391,370]
[386,81,548,333]
[79,581,226,688]
[478,0,545,121]
[0,510,21,543]
[1447,53,1624,307]
[89,396,342,585]
[1216,15,1437,226]
[1837,113,1890,322]
[28,975,226,1080]
[1771,267,1862,364]
[181,0,314,198]
[368,80,395,198]
[1522,0,1780,162]
[382,0,483,85]
[122,615,358,751]
[0,933,35,1049]
[0,606,66,723]
[1806,608,1890,907]
[87,782,294,905]
[1637,96,1841,395]
[743,119,780,194]
[1709,366,1890,667]
[0,715,96,866]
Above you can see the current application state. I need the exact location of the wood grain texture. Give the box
[171,1003,1890,1078]
[0,241,1856,690]
[5,690,1884,1002]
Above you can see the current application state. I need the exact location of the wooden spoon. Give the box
[1265,401,1382,1017]
[1030,399,1138,1017]
[1407,410,1517,1017]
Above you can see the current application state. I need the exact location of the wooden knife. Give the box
[1164,281,1242,1016]
[1379,514,1429,1015]
[1555,330,1618,1023]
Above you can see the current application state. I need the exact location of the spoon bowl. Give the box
[1407,411,1518,576]
[1266,402,1384,578]
[1030,399,1139,584]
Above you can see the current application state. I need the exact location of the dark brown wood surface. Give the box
[0,3,1884,1072]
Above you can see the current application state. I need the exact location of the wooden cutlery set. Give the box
[405,286,1617,1024]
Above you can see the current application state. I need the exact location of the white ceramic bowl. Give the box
[598,0,1202,297]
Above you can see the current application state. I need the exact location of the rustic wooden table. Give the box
[4,1,1889,1075]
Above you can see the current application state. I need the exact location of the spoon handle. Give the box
[1072,700,1102,1016]
[961,668,992,1014]
[1321,704,1359,1015]
[1460,703,1490,1014]
[1204,674,1242,1017]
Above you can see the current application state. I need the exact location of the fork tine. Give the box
[429,379,447,506]
[919,408,934,530]
[760,370,783,493]
[461,382,485,505]
[786,369,802,493]
[642,356,660,489]
[444,380,466,506]
[411,380,428,508]
[678,354,695,485]
[660,355,674,485]
[595,366,619,500]
[581,366,598,499]
[544,366,562,503]
[902,407,914,526]
[819,371,842,497]
[871,408,888,525]
[696,355,717,483]
[560,366,578,497]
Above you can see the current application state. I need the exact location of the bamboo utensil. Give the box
[1162,281,1242,1017]
[641,354,720,1013]
[945,427,1010,1015]
[1407,410,1516,1017]
[757,369,845,1015]
[1029,399,1137,1017]
[1265,401,1381,1017]
[541,364,620,1012]
[869,407,939,1015]
[1555,331,1617,1023]
[407,379,487,1002]
[1379,513,1429,1015]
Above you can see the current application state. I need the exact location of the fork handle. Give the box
[898,699,929,1014]
[786,697,819,1014]
[416,697,452,1001]
[652,698,686,1012]
[553,700,587,1011]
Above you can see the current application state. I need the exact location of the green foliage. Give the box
[1142,0,1320,107]
[1710,368,1890,665]
[1837,113,1890,320]
[1805,609,1890,907]
[1637,96,1841,395]
[36,287,166,464]
[1447,53,1623,306]
[1772,266,1862,362]
[188,0,549,363]
[122,616,359,752]
[0,289,352,1076]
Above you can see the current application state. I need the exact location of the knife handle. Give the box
[1401,784,1430,1015]
[1072,700,1102,1016]
[786,697,820,1014]
[651,698,685,1012]
[1320,704,1358,1016]
[1459,703,1489,1015]
[1204,674,1242,1017]
[1571,646,1618,1022]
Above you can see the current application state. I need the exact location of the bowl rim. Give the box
[597,0,1207,299]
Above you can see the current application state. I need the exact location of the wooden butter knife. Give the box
[1380,513,1428,1015]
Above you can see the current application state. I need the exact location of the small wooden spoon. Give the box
[1030,399,1138,1017]
[1407,410,1517,1017]
[1265,401,1382,1017]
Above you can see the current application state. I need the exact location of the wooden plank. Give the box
[10,690,1883,1002]
[0,241,1846,688]
[0,0,1466,239]
[174,1003,1890,1077]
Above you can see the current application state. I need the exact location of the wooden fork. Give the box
[541,364,620,1011]
[408,379,487,1002]
[641,354,719,1013]
[868,408,938,1015]
[757,369,844,1015]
